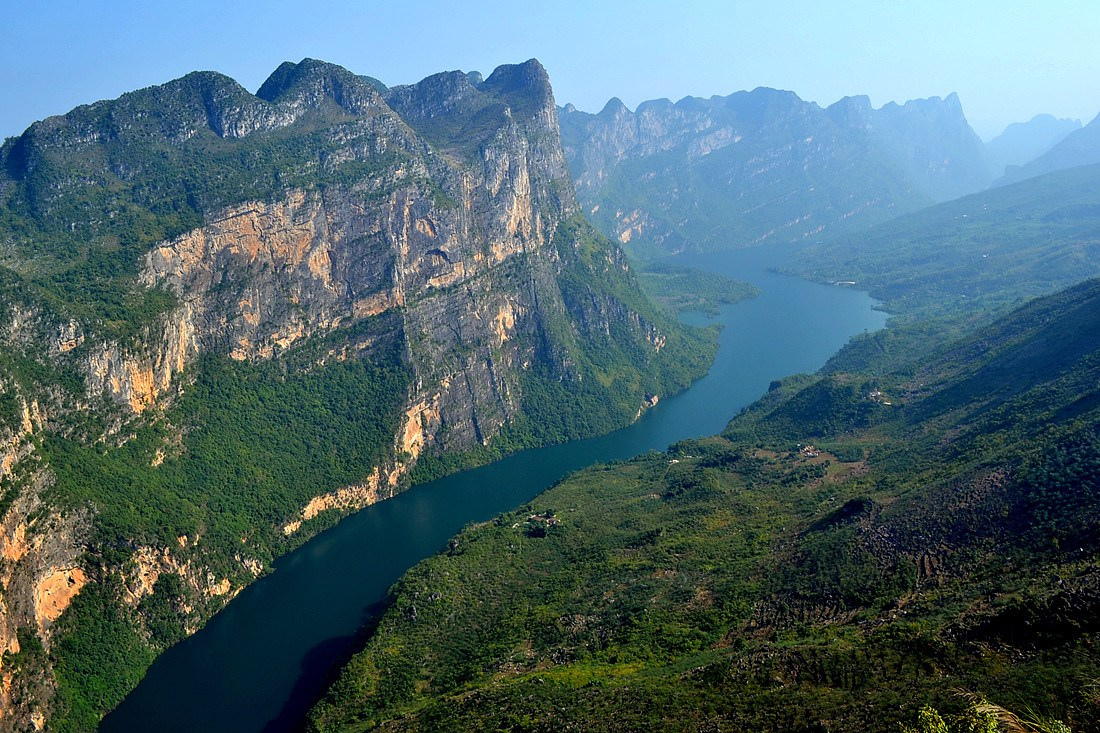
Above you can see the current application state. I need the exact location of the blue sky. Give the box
[2,1,1098,141]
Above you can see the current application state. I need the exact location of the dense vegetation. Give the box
[307,279,1100,732]
[0,58,727,731]
[796,162,1100,375]
[42,327,410,731]
[0,66,406,340]
[44,334,409,563]
[636,262,759,316]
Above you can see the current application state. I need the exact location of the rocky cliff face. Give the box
[559,89,989,257]
[0,58,702,729]
[825,92,990,202]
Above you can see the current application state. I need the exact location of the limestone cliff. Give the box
[0,58,707,730]
[559,89,989,256]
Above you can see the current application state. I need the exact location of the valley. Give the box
[0,30,1096,733]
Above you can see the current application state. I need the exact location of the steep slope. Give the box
[307,278,1100,733]
[559,90,989,257]
[997,110,1100,185]
[0,59,713,730]
[985,113,1082,179]
[826,92,990,202]
[792,160,1100,374]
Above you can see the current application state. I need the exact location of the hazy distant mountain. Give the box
[560,90,989,257]
[984,113,1081,178]
[827,92,991,202]
[796,161,1100,327]
[998,110,1100,185]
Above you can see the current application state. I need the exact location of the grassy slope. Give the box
[307,280,1100,732]
[797,163,1100,375]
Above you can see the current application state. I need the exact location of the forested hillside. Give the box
[308,278,1100,732]
[0,59,714,730]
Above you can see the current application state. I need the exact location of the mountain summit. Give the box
[0,58,710,730]
[559,90,989,256]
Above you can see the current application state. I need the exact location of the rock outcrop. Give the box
[0,58,701,730]
[560,89,990,256]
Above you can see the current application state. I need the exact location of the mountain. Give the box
[0,59,712,730]
[307,277,1100,732]
[998,110,1100,185]
[790,160,1100,375]
[559,90,989,257]
[826,92,990,201]
[985,113,1082,179]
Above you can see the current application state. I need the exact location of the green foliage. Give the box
[43,344,410,731]
[0,73,408,340]
[0,388,21,431]
[798,163,1100,375]
[51,580,158,733]
[724,373,886,444]
[636,263,759,315]
[138,573,191,647]
[44,348,410,560]
[309,279,1100,732]
[2,627,47,677]
[898,705,1002,733]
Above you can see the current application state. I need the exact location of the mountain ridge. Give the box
[307,274,1100,732]
[0,57,713,731]
[997,110,1100,185]
[559,88,988,256]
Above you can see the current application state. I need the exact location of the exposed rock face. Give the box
[0,58,690,729]
[130,59,586,458]
[0,420,88,726]
[825,92,990,202]
[560,89,990,256]
[84,306,198,413]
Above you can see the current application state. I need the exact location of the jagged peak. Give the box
[480,59,550,93]
[674,95,712,112]
[478,59,555,120]
[255,58,383,115]
[359,75,389,94]
[745,86,801,99]
[827,95,873,113]
[256,57,357,100]
[383,60,560,158]
[881,93,964,118]
[256,61,300,102]
[825,95,874,129]
[113,69,258,118]
[388,69,477,101]
[637,98,673,115]
[599,97,631,117]
[4,69,276,154]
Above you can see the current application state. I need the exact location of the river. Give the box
[101,244,887,732]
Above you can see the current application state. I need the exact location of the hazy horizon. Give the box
[2,0,1098,141]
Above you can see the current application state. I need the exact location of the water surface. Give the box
[102,245,886,732]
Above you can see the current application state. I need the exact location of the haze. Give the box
[2,0,1097,142]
